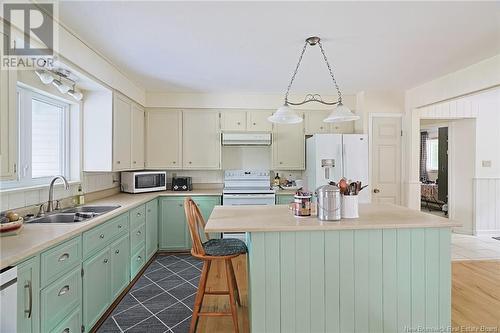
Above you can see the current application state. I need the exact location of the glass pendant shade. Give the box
[323,103,360,123]
[268,105,303,124]
[53,80,71,94]
[35,70,54,84]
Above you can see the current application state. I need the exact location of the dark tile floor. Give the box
[98,254,202,333]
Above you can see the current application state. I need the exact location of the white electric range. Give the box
[222,170,275,240]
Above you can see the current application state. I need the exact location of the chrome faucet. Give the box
[47,175,70,212]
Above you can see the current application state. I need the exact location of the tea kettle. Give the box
[316,183,341,221]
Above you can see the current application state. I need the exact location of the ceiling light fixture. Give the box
[35,69,54,84]
[68,84,83,101]
[52,79,71,94]
[269,36,359,124]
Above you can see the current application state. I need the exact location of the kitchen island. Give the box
[205,203,460,333]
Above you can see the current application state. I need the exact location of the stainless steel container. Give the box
[316,184,341,221]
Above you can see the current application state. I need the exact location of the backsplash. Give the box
[0,172,119,211]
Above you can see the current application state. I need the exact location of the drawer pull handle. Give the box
[100,234,105,239]
[147,209,151,213]
[118,224,122,229]
[58,285,70,296]
[117,161,121,164]
[115,249,120,254]
[63,328,70,333]
[24,281,32,318]
[136,212,141,216]
[104,259,109,264]
[137,256,142,261]
[137,230,142,235]
[178,203,183,207]
[58,253,70,262]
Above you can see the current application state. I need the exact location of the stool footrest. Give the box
[198,312,233,317]
[205,290,229,295]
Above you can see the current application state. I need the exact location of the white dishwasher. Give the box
[0,266,17,332]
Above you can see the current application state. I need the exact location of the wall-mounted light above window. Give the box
[34,68,84,101]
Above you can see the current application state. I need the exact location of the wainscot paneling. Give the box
[474,178,500,235]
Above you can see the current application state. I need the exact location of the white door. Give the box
[131,104,144,169]
[145,110,182,169]
[182,111,221,169]
[371,116,402,204]
[113,94,132,171]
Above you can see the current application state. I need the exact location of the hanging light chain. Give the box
[284,41,308,105]
[317,40,342,104]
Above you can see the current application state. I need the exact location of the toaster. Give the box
[171,177,193,191]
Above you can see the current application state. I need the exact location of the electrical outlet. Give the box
[482,160,492,168]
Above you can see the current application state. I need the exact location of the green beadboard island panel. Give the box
[247,228,452,333]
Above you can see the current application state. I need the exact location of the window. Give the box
[426,138,439,171]
[16,86,70,186]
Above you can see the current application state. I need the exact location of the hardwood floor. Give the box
[197,255,249,333]
[199,257,500,332]
[452,260,500,330]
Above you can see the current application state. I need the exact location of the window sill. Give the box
[0,180,81,194]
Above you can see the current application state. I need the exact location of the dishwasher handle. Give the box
[24,281,32,318]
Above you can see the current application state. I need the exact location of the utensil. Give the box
[338,178,348,195]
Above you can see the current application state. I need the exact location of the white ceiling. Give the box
[59,1,500,94]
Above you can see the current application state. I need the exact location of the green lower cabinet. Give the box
[49,306,81,333]
[110,233,130,300]
[17,256,40,333]
[159,196,221,250]
[83,247,111,331]
[145,199,159,259]
[40,265,82,333]
[276,194,294,205]
[131,245,146,278]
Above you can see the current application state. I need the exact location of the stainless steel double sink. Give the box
[27,205,121,224]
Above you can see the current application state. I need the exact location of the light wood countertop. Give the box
[0,190,221,269]
[205,203,461,233]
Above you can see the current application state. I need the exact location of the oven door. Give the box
[222,194,276,206]
[134,173,166,192]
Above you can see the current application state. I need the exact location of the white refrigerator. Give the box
[305,134,370,203]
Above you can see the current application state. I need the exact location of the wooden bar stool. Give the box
[184,197,247,333]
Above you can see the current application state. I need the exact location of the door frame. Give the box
[368,113,403,205]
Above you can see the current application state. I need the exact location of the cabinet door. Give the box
[276,195,294,205]
[17,257,40,333]
[305,110,330,135]
[193,196,221,240]
[145,199,159,260]
[83,247,111,330]
[331,121,354,134]
[221,111,246,131]
[145,110,182,169]
[0,56,17,180]
[159,198,190,250]
[110,233,130,300]
[131,104,145,169]
[113,94,132,170]
[247,111,273,132]
[182,111,221,169]
[272,120,305,170]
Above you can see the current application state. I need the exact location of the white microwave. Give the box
[121,171,167,193]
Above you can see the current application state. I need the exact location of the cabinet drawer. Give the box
[130,245,146,279]
[83,214,129,258]
[130,222,145,253]
[49,306,81,333]
[41,237,82,287]
[130,204,146,226]
[41,266,82,333]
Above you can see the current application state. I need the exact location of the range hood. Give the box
[222,133,272,146]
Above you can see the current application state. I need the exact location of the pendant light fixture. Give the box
[269,36,359,124]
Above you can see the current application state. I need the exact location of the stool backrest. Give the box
[184,197,210,257]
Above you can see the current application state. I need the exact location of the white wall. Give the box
[404,54,500,235]
[354,91,405,134]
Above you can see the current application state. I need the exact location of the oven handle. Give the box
[223,194,276,199]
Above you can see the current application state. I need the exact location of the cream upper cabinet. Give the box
[113,94,132,171]
[182,110,221,169]
[145,110,182,169]
[304,110,331,135]
[0,61,18,180]
[247,111,273,132]
[221,111,246,131]
[331,121,355,134]
[131,104,145,169]
[272,115,305,170]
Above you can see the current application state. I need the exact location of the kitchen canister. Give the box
[316,184,341,221]
[341,195,359,218]
[292,192,312,217]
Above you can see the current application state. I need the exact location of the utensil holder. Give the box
[341,195,359,219]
